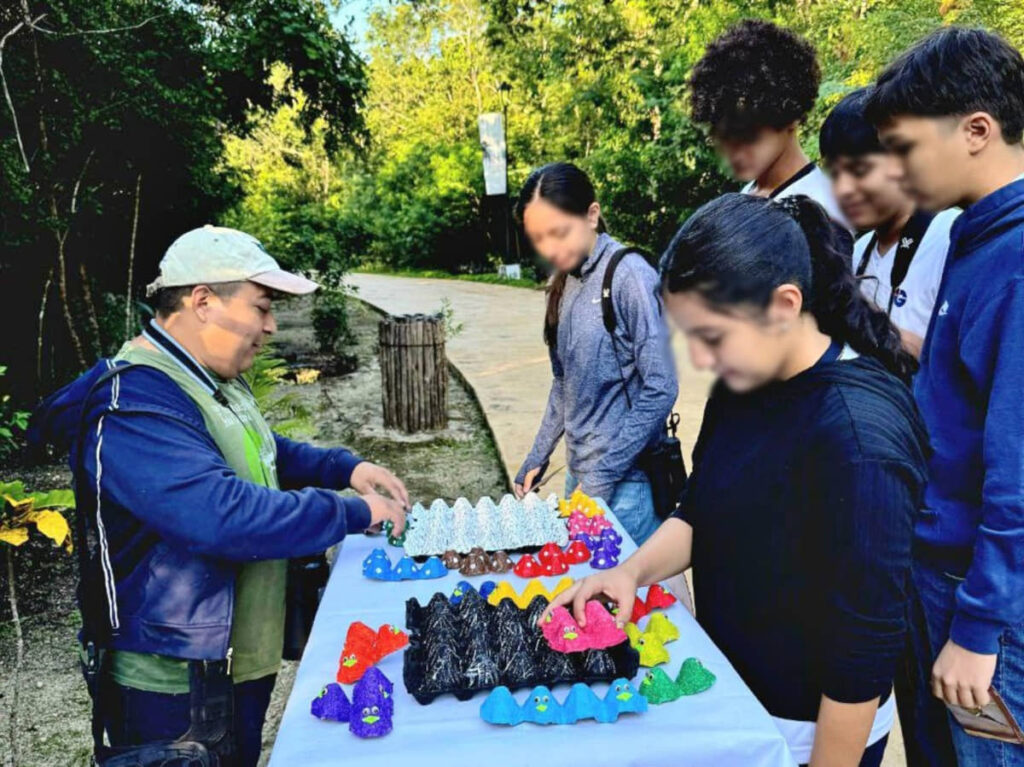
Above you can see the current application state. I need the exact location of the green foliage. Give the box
[301,0,1023,277]
[0,480,74,550]
[311,289,354,356]
[242,345,314,439]
[2,1,367,403]
[355,265,541,289]
[439,298,465,340]
[0,366,30,459]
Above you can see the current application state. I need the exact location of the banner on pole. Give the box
[478,112,507,196]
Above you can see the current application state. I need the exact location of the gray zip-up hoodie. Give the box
[516,233,678,500]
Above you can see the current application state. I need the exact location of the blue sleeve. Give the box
[516,345,565,484]
[951,277,1024,653]
[819,459,917,702]
[87,410,371,562]
[585,258,678,499]
[273,433,365,491]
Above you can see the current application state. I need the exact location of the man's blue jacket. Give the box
[29,359,371,661]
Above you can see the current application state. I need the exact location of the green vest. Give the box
[108,343,286,693]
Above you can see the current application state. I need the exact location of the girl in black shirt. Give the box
[544,193,928,767]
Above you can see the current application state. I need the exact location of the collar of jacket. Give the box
[141,317,228,405]
[948,177,1024,258]
[572,232,614,279]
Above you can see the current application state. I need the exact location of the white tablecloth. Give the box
[269,509,797,767]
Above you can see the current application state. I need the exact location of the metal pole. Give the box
[503,99,511,263]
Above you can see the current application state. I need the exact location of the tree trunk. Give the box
[79,261,102,358]
[125,172,142,340]
[5,547,23,767]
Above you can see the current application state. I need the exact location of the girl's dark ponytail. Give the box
[660,192,918,383]
[516,162,605,347]
[779,196,918,382]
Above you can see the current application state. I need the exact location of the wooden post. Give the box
[379,313,448,432]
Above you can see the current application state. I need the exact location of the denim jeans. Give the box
[907,559,1024,766]
[565,472,660,545]
[103,674,276,767]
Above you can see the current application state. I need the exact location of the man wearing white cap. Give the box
[31,226,409,766]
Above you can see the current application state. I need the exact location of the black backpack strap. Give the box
[600,246,657,411]
[601,246,656,334]
[855,234,878,278]
[890,209,935,296]
[855,210,935,315]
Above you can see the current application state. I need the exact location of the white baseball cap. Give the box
[145,225,319,297]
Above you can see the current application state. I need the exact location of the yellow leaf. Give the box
[26,509,71,548]
[294,368,320,385]
[0,525,29,546]
[3,495,34,514]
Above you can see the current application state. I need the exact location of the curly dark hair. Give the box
[689,20,821,140]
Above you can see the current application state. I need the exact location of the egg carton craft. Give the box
[567,510,614,540]
[441,547,513,576]
[513,541,591,577]
[310,668,395,738]
[625,583,677,623]
[590,541,621,570]
[450,580,497,605]
[625,613,679,667]
[362,548,447,581]
[558,488,605,519]
[403,587,640,704]
[403,493,567,557]
[337,621,409,684]
[383,519,408,547]
[486,578,575,609]
[541,602,628,652]
[480,678,646,726]
[638,658,717,704]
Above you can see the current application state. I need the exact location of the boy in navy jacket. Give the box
[867,27,1024,766]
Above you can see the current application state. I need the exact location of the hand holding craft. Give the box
[362,492,408,536]
[539,566,639,630]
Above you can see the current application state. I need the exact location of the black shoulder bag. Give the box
[602,247,688,519]
[855,209,935,315]
[75,364,236,767]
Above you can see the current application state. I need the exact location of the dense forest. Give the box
[2,0,1022,417]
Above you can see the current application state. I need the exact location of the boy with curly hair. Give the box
[689,20,852,238]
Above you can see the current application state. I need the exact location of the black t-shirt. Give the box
[673,351,928,720]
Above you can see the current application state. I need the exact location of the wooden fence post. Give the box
[379,313,448,432]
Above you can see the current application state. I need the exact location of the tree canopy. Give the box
[3,0,1022,405]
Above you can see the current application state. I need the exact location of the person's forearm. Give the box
[809,695,878,767]
[620,517,692,586]
[518,377,565,482]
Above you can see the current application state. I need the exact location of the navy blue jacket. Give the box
[29,359,371,661]
[915,178,1024,654]
[675,353,929,719]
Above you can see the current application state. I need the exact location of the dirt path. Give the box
[0,296,509,766]
[347,273,716,489]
